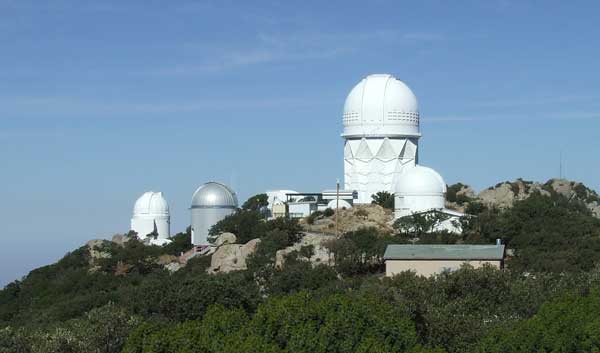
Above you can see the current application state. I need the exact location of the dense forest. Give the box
[1,190,600,352]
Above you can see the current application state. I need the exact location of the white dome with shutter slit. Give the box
[342,74,420,138]
[131,191,170,241]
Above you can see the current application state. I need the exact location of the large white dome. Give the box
[342,74,420,138]
[395,165,446,196]
[133,191,169,216]
[191,182,238,209]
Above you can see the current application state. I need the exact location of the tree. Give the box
[242,193,269,212]
[325,227,393,276]
[248,291,420,353]
[461,192,600,272]
[393,211,451,237]
[209,209,266,244]
[210,210,303,245]
[446,183,473,205]
[475,285,600,353]
[371,191,394,209]
[14,303,141,353]
[266,261,338,296]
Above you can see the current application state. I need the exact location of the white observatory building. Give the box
[343,74,420,204]
[190,182,238,246]
[130,191,170,242]
[394,166,446,218]
[393,152,463,233]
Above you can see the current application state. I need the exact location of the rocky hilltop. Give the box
[448,178,600,218]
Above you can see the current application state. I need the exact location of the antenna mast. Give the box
[559,151,563,179]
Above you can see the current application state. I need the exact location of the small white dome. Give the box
[133,191,169,216]
[191,182,238,209]
[395,165,446,196]
[327,199,352,209]
[343,74,420,138]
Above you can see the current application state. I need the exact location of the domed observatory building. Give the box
[131,191,170,243]
[343,74,421,204]
[394,166,463,233]
[394,165,446,217]
[190,182,238,246]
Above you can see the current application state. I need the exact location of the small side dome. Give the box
[395,165,446,196]
[191,182,238,209]
[133,191,169,216]
[327,199,352,209]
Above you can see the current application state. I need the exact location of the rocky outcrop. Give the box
[207,239,261,274]
[214,232,237,246]
[302,205,394,235]
[545,179,600,217]
[111,234,130,246]
[86,239,112,272]
[478,179,549,209]
[476,178,600,217]
[456,185,477,199]
[275,233,335,268]
[156,254,184,273]
[445,183,477,212]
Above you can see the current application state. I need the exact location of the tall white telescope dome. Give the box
[190,182,238,246]
[394,165,447,218]
[343,74,420,138]
[342,74,421,203]
[131,191,170,240]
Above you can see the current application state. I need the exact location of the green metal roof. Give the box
[384,244,505,261]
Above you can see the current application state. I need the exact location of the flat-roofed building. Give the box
[384,244,505,277]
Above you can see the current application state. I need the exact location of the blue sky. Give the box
[1,0,599,285]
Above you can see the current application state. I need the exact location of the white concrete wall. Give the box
[344,137,418,204]
[386,259,501,277]
[131,215,170,240]
[288,203,315,218]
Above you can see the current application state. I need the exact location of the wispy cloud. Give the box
[0,95,321,117]
[468,94,600,108]
[150,29,444,76]
[427,111,600,123]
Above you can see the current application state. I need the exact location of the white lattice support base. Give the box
[344,137,418,204]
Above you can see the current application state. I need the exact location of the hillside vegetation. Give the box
[1,179,600,352]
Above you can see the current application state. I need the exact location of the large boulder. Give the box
[275,233,335,268]
[111,234,130,246]
[207,238,261,274]
[214,232,237,246]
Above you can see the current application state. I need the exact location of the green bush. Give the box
[371,191,394,209]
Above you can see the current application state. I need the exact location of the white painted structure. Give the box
[131,191,170,240]
[343,74,420,204]
[266,189,356,218]
[319,190,356,211]
[190,182,238,246]
[266,190,298,218]
[394,165,446,218]
[394,165,463,233]
[326,199,352,209]
[288,201,317,219]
